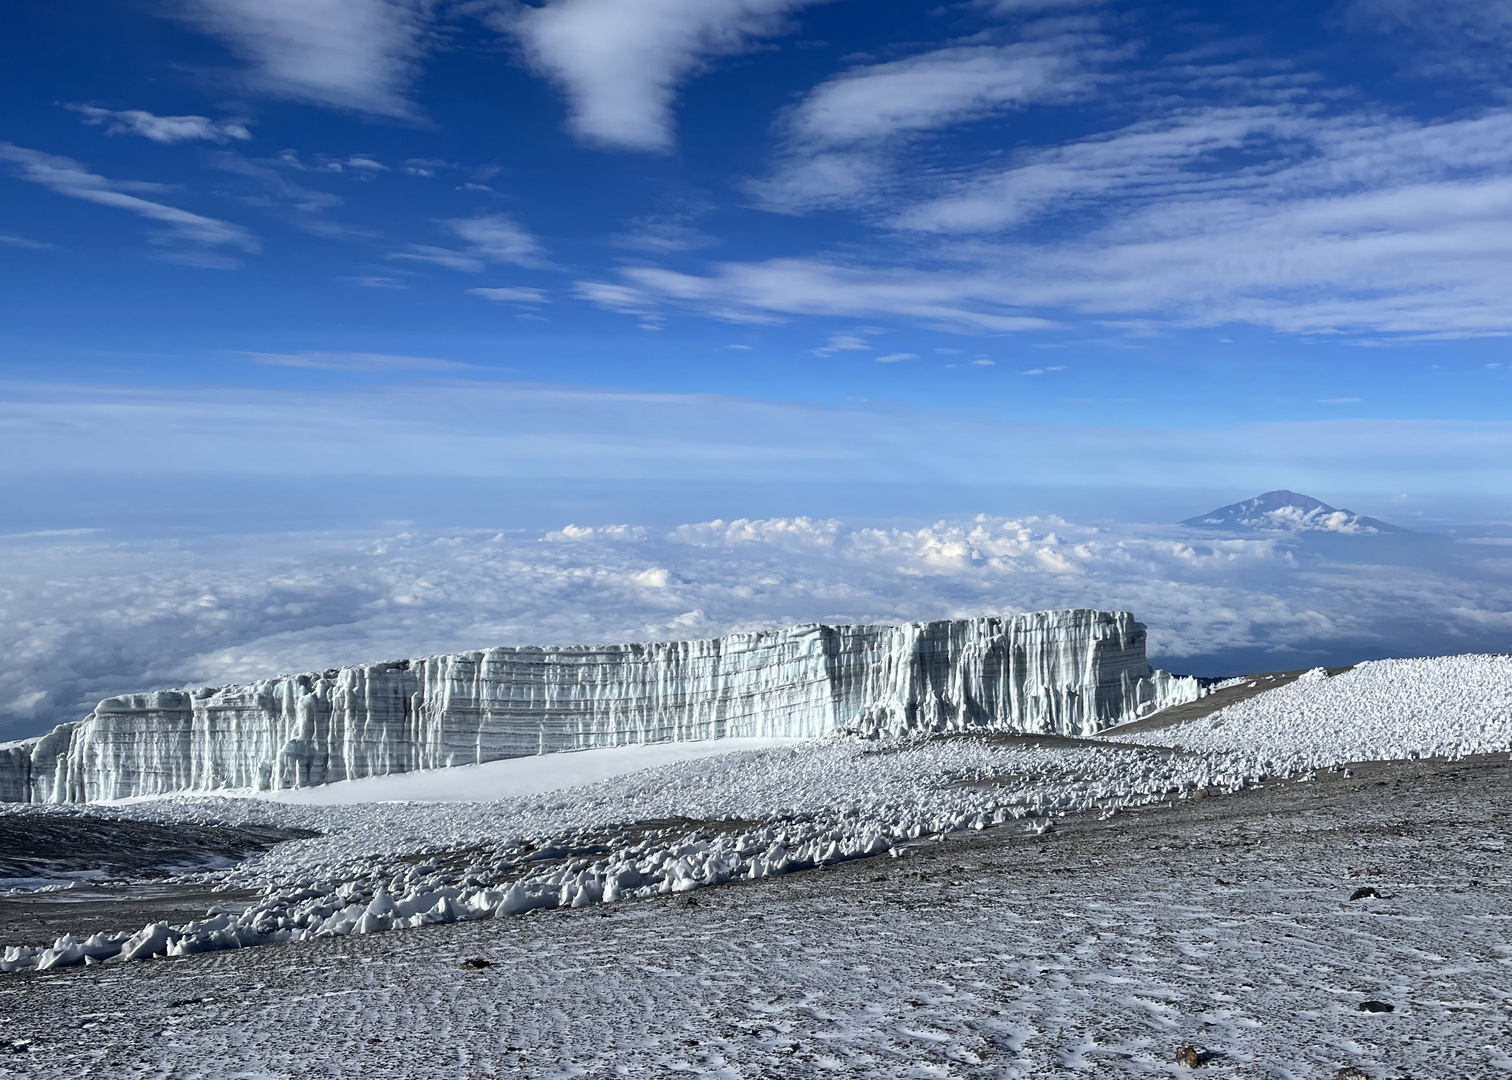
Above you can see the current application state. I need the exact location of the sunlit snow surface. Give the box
[1111,655,1512,766]
[3,654,1510,977]
[232,738,807,805]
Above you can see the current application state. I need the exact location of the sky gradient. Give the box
[3,0,1512,529]
[3,0,1512,735]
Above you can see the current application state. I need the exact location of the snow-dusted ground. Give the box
[3,751,1509,1079]
[1,653,1510,1075]
[2,735,1247,972]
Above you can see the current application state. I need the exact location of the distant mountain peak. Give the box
[1182,490,1409,535]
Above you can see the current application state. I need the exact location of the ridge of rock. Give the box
[0,610,1201,803]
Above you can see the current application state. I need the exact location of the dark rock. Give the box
[459,958,492,969]
[1348,887,1379,901]
[1335,1067,1371,1080]
[1357,1000,1394,1013]
[1175,1044,1202,1067]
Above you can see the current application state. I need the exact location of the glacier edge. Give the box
[0,609,1202,803]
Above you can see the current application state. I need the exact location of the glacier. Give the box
[0,609,1201,803]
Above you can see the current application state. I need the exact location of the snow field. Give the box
[169,737,807,805]
[1113,654,1512,768]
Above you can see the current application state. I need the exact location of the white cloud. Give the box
[500,0,825,151]
[754,27,1112,212]
[894,104,1313,234]
[573,280,660,319]
[1348,0,1512,84]
[618,258,1054,331]
[341,274,410,289]
[875,352,916,363]
[680,104,1512,338]
[393,213,545,272]
[789,40,1097,146]
[177,0,433,116]
[612,217,717,253]
[3,511,1508,742]
[0,233,52,250]
[241,351,471,371]
[467,286,549,304]
[68,105,252,143]
[395,245,486,272]
[447,213,544,264]
[0,143,257,261]
[812,333,871,356]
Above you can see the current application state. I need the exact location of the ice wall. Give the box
[0,610,1201,803]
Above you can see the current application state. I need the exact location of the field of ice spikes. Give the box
[1,737,1245,974]
[4,654,1511,975]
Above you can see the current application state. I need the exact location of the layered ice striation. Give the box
[0,610,1200,803]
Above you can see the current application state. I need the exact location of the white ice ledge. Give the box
[0,609,1201,803]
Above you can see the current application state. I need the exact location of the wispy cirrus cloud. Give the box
[498,0,826,151]
[176,0,434,116]
[67,104,252,143]
[241,351,471,371]
[582,258,1053,331]
[0,233,53,250]
[393,212,546,271]
[753,21,1116,212]
[1347,0,1512,85]
[467,286,549,304]
[0,143,257,264]
[675,78,1512,339]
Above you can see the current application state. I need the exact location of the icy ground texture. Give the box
[5,653,1509,980]
[0,736,1247,974]
[1113,655,1512,768]
[0,609,1199,803]
[4,754,1508,1080]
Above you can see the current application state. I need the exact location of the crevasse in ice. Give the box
[0,609,1200,802]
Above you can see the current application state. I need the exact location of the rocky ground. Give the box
[0,750,1506,1079]
[0,816,318,944]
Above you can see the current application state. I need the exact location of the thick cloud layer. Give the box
[3,514,1509,742]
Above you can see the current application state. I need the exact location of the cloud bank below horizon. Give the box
[3,512,1508,742]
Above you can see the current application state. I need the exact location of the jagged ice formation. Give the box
[0,610,1200,803]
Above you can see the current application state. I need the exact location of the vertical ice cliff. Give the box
[0,610,1201,802]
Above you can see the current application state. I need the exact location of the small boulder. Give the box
[1335,1067,1370,1080]
[1348,887,1379,901]
[1175,1045,1202,1067]
[1357,1000,1394,1013]
[459,957,492,970]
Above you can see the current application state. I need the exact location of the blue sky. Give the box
[3,0,1512,531]
[6,0,1512,734]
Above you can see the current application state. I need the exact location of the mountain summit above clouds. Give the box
[1181,490,1409,534]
